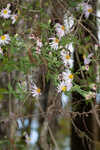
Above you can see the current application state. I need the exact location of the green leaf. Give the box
[71,84,88,97]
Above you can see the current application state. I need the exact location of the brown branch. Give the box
[28,48,37,64]
[91,103,100,128]
[78,21,98,43]
[37,99,60,150]
[40,120,49,150]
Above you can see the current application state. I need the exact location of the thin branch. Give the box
[37,99,60,150]
[75,50,85,79]
[48,126,60,150]
[78,21,99,43]
[92,13,100,20]
[91,103,100,128]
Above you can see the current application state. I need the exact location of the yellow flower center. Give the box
[69,74,73,79]
[1,35,6,40]
[36,88,41,93]
[3,9,8,14]
[62,86,67,92]
[88,8,93,13]
[83,54,86,59]
[66,55,70,59]
[61,26,65,30]
[54,38,59,43]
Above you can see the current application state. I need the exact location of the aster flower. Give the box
[83,53,93,65]
[64,13,74,34]
[36,38,43,48]
[85,64,89,71]
[85,91,95,100]
[77,3,93,18]
[58,70,73,92]
[11,14,18,24]
[62,70,74,82]
[85,92,92,100]
[83,3,93,19]
[57,81,72,93]
[49,37,59,50]
[25,133,31,144]
[36,47,41,54]
[61,50,73,68]
[0,5,11,19]
[30,83,41,99]
[0,34,10,45]
[55,23,65,39]
[65,43,74,53]
[57,81,67,93]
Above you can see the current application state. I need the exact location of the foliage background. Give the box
[0,0,100,150]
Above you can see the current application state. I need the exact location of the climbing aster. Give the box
[55,23,65,39]
[0,4,11,19]
[49,37,59,50]
[61,50,73,68]
[30,83,41,99]
[83,3,93,18]
[11,14,18,24]
[57,81,72,93]
[64,13,74,34]
[0,34,10,45]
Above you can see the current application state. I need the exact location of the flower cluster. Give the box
[57,44,74,93]
[29,7,94,99]
[85,91,96,100]
[57,70,73,93]
[0,3,19,54]
[49,14,74,50]
[84,83,96,100]
[29,19,74,97]
[0,3,18,24]
[36,38,43,54]
[29,34,43,54]
[47,13,75,94]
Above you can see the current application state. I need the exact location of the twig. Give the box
[78,21,98,43]
[92,13,100,19]
[91,103,100,128]
[37,99,60,150]
[75,50,85,79]
[48,126,60,150]
[20,6,40,12]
